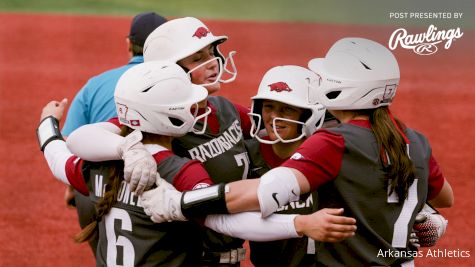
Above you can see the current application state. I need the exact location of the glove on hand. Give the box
[140,178,186,223]
[118,129,157,195]
[413,204,448,247]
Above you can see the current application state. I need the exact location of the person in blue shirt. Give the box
[60,11,167,256]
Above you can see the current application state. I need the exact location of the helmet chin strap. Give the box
[186,51,238,87]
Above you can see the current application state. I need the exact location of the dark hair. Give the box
[363,107,416,200]
[129,41,144,56]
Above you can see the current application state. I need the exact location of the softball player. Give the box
[60,11,167,255]
[245,65,325,267]
[66,17,252,266]
[141,38,454,266]
[37,61,214,266]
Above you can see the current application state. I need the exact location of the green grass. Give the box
[0,0,473,28]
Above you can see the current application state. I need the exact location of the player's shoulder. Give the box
[302,128,345,150]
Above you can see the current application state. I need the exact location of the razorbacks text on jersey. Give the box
[172,96,252,260]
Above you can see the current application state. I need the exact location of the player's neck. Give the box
[144,135,173,150]
[272,139,304,160]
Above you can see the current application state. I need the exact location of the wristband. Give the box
[36,116,63,151]
[181,183,229,218]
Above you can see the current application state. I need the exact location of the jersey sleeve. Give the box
[61,84,90,136]
[172,161,214,191]
[233,102,252,139]
[108,117,121,127]
[64,156,89,196]
[281,130,345,190]
[427,154,445,200]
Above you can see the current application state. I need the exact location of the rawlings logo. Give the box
[268,82,292,92]
[193,27,210,39]
[388,24,463,55]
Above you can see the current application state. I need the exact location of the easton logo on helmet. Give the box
[193,27,210,39]
[268,82,292,92]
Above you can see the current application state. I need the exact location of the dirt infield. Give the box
[0,13,474,266]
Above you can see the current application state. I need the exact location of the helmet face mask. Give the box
[144,17,237,88]
[114,61,209,137]
[249,65,326,144]
[185,51,237,87]
[308,38,400,110]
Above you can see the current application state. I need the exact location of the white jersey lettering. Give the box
[94,174,104,197]
[189,119,243,162]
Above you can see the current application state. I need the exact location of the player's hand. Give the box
[413,205,448,247]
[64,185,76,208]
[140,178,186,223]
[40,98,68,121]
[294,208,356,242]
[118,129,157,195]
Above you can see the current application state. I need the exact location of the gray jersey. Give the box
[172,96,250,253]
[245,138,318,267]
[82,154,203,267]
[314,124,430,266]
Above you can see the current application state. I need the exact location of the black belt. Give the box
[203,248,246,265]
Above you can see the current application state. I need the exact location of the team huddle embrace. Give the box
[37,12,453,267]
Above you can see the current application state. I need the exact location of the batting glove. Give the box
[140,178,187,223]
[118,129,157,195]
[413,204,448,247]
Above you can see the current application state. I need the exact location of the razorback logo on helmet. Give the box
[130,120,141,126]
[192,27,210,39]
[268,82,293,92]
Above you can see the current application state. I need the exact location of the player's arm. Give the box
[224,167,311,215]
[66,120,123,161]
[37,99,89,195]
[204,208,356,242]
[142,175,355,242]
[141,133,340,221]
[66,118,158,194]
[426,155,454,208]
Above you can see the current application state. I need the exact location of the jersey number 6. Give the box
[105,208,135,266]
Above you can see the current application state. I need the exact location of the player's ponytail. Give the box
[369,107,416,201]
[74,127,135,243]
[73,163,122,243]
[73,126,160,243]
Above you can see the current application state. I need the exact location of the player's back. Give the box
[82,158,203,267]
[313,124,430,266]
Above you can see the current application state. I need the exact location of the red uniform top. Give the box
[282,120,444,199]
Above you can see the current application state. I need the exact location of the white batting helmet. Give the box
[308,37,400,110]
[114,61,210,137]
[143,17,237,86]
[249,65,326,144]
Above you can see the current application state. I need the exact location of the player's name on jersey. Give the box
[188,119,243,162]
[276,194,313,212]
[93,174,143,208]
